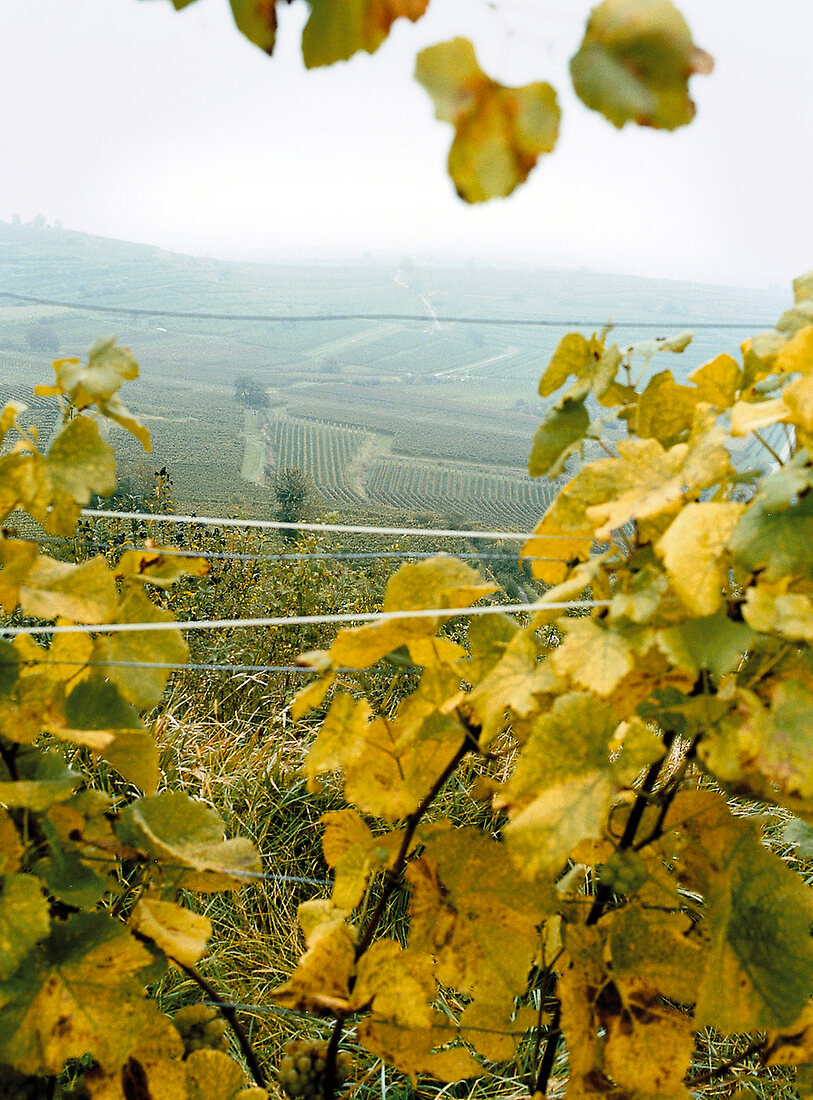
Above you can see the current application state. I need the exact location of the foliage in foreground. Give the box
[0,343,267,1098]
[279,271,813,1097]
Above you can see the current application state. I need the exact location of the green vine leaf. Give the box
[415,38,560,203]
[669,792,813,1031]
[116,790,261,889]
[570,0,713,130]
[528,396,590,477]
[229,0,279,55]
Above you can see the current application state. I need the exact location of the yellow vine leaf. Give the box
[290,670,336,721]
[657,607,755,681]
[528,396,590,477]
[96,582,188,709]
[520,509,593,584]
[302,0,428,67]
[0,873,50,982]
[0,810,22,874]
[608,561,669,623]
[602,984,694,1096]
[47,415,116,512]
[130,897,212,968]
[329,557,495,668]
[415,38,560,203]
[667,791,813,1031]
[272,917,356,1016]
[463,624,561,744]
[186,1048,246,1099]
[570,0,713,130]
[343,709,465,820]
[115,546,210,588]
[783,372,813,432]
[635,369,699,444]
[306,692,372,787]
[357,1014,484,1083]
[406,635,466,666]
[496,693,621,876]
[744,583,813,643]
[406,825,551,1058]
[607,905,705,1005]
[0,911,163,1074]
[773,324,813,375]
[537,332,608,401]
[0,451,50,527]
[116,790,261,888]
[551,617,638,696]
[354,939,436,1028]
[656,501,743,615]
[766,1004,813,1066]
[580,426,733,540]
[730,396,790,436]
[689,353,742,408]
[19,555,117,624]
[0,538,39,613]
[321,809,401,909]
[82,1012,187,1099]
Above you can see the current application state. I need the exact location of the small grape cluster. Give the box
[277,1041,352,1099]
[173,1003,230,1056]
[598,849,647,896]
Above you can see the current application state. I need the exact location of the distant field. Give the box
[0,219,789,523]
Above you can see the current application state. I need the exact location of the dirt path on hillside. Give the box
[344,433,392,498]
[239,407,266,485]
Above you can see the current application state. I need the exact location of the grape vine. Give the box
[279,270,813,1098]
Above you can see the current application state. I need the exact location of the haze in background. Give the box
[1,0,811,287]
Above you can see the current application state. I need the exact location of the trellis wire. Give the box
[81,507,594,543]
[0,599,608,638]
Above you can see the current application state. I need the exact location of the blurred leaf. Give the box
[130,896,212,967]
[230,0,279,54]
[303,0,428,67]
[0,873,50,981]
[47,416,116,504]
[115,546,210,588]
[19,554,117,624]
[656,501,743,615]
[570,0,712,130]
[96,582,188,709]
[657,608,754,680]
[415,38,560,202]
[528,397,590,477]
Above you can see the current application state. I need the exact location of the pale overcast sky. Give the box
[1,0,811,287]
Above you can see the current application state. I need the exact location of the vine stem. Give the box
[532,731,678,1095]
[687,1038,766,1087]
[173,958,266,1088]
[532,994,561,1097]
[585,729,676,927]
[323,724,476,1099]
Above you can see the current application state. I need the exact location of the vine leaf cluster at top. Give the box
[151,0,713,201]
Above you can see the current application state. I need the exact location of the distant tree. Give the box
[273,466,313,539]
[234,373,270,409]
